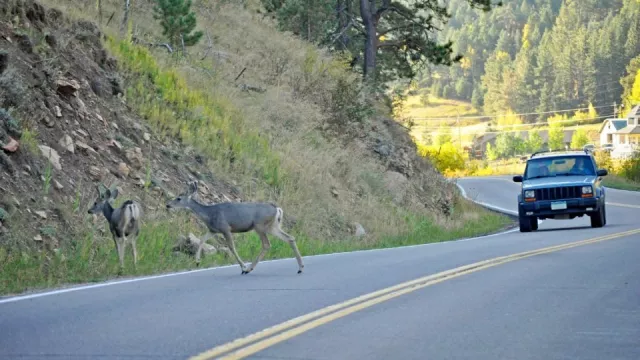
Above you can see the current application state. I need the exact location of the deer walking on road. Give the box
[166,181,304,274]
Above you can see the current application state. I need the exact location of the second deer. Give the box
[166,181,304,274]
[88,184,143,272]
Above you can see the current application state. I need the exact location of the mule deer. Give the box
[166,181,304,274]
[88,184,142,272]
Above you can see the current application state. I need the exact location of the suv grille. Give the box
[535,186,582,201]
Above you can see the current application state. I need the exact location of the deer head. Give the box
[88,183,119,214]
[166,181,198,210]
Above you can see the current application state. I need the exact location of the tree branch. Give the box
[377,40,404,48]
[378,24,416,37]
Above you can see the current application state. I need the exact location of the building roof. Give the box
[599,118,628,133]
[616,125,640,134]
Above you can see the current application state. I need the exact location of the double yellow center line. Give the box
[190,228,640,360]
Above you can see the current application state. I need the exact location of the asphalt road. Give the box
[1,176,639,359]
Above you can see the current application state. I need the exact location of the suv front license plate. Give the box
[551,201,567,210]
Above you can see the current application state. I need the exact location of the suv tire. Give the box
[590,204,605,228]
[531,217,539,231]
[519,215,533,232]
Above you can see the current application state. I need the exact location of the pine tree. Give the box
[153,0,203,51]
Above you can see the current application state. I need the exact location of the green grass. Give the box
[0,204,511,296]
[602,175,640,191]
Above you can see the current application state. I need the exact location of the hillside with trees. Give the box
[419,0,640,120]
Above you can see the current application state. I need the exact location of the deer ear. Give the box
[110,188,119,199]
[188,181,198,194]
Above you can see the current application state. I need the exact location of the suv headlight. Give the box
[581,186,593,194]
[524,190,535,199]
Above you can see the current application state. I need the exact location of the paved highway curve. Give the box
[1,176,639,359]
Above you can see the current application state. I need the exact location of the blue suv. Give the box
[512,150,608,232]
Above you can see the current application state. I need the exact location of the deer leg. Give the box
[195,232,212,267]
[131,236,138,269]
[245,230,271,274]
[222,230,248,274]
[269,226,304,274]
[116,237,126,273]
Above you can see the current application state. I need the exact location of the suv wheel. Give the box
[590,204,605,228]
[531,217,539,231]
[519,215,533,232]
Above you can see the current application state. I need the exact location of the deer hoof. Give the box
[297,269,303,274]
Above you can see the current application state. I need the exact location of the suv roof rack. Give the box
[529,148,591,158]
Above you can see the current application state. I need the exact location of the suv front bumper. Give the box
[519,197,602,217]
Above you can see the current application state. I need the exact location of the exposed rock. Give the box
[117,162,130,178]
[75,141,97,154]
[0,152,15,173]
[53,179,63,190]
[143,133,151,141]
[58,134,74,153]
[56,78,80,97]
[353,222,366,238]
[388,148,414,178]
[96,113,106,126]
[2,137,19,153]
[41,114,55,128]
[89,166,106,181]
[34,234,43,241]
[374,142,392,157]
[125,147,144,169]
[73,97,88,119]
[38,145,62,170]
[54,106,62,117]
[45,33,57,48]
[108,139,122,150]
[35,211,47,219]
[172,233,219,257]
[330,187,339,198]
[383,171,409,204]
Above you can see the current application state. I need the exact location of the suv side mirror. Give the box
[596,169,608,177]
[513,175,523,183]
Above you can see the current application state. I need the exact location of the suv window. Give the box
[525,155,595,179]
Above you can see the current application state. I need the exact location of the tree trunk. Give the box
[121,0,130,34]
[360,0,377,82]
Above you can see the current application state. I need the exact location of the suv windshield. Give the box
[524,155,595,179]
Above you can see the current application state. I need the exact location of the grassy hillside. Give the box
[0,0,511,295]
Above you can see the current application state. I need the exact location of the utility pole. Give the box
[613,101,617,118]
[456,111,461,151]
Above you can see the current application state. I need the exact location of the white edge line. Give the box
[0,186,519,305]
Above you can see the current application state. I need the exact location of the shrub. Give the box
[418,143,467,174]
[619,154,640,182]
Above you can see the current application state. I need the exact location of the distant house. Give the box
[598,105,640,158]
